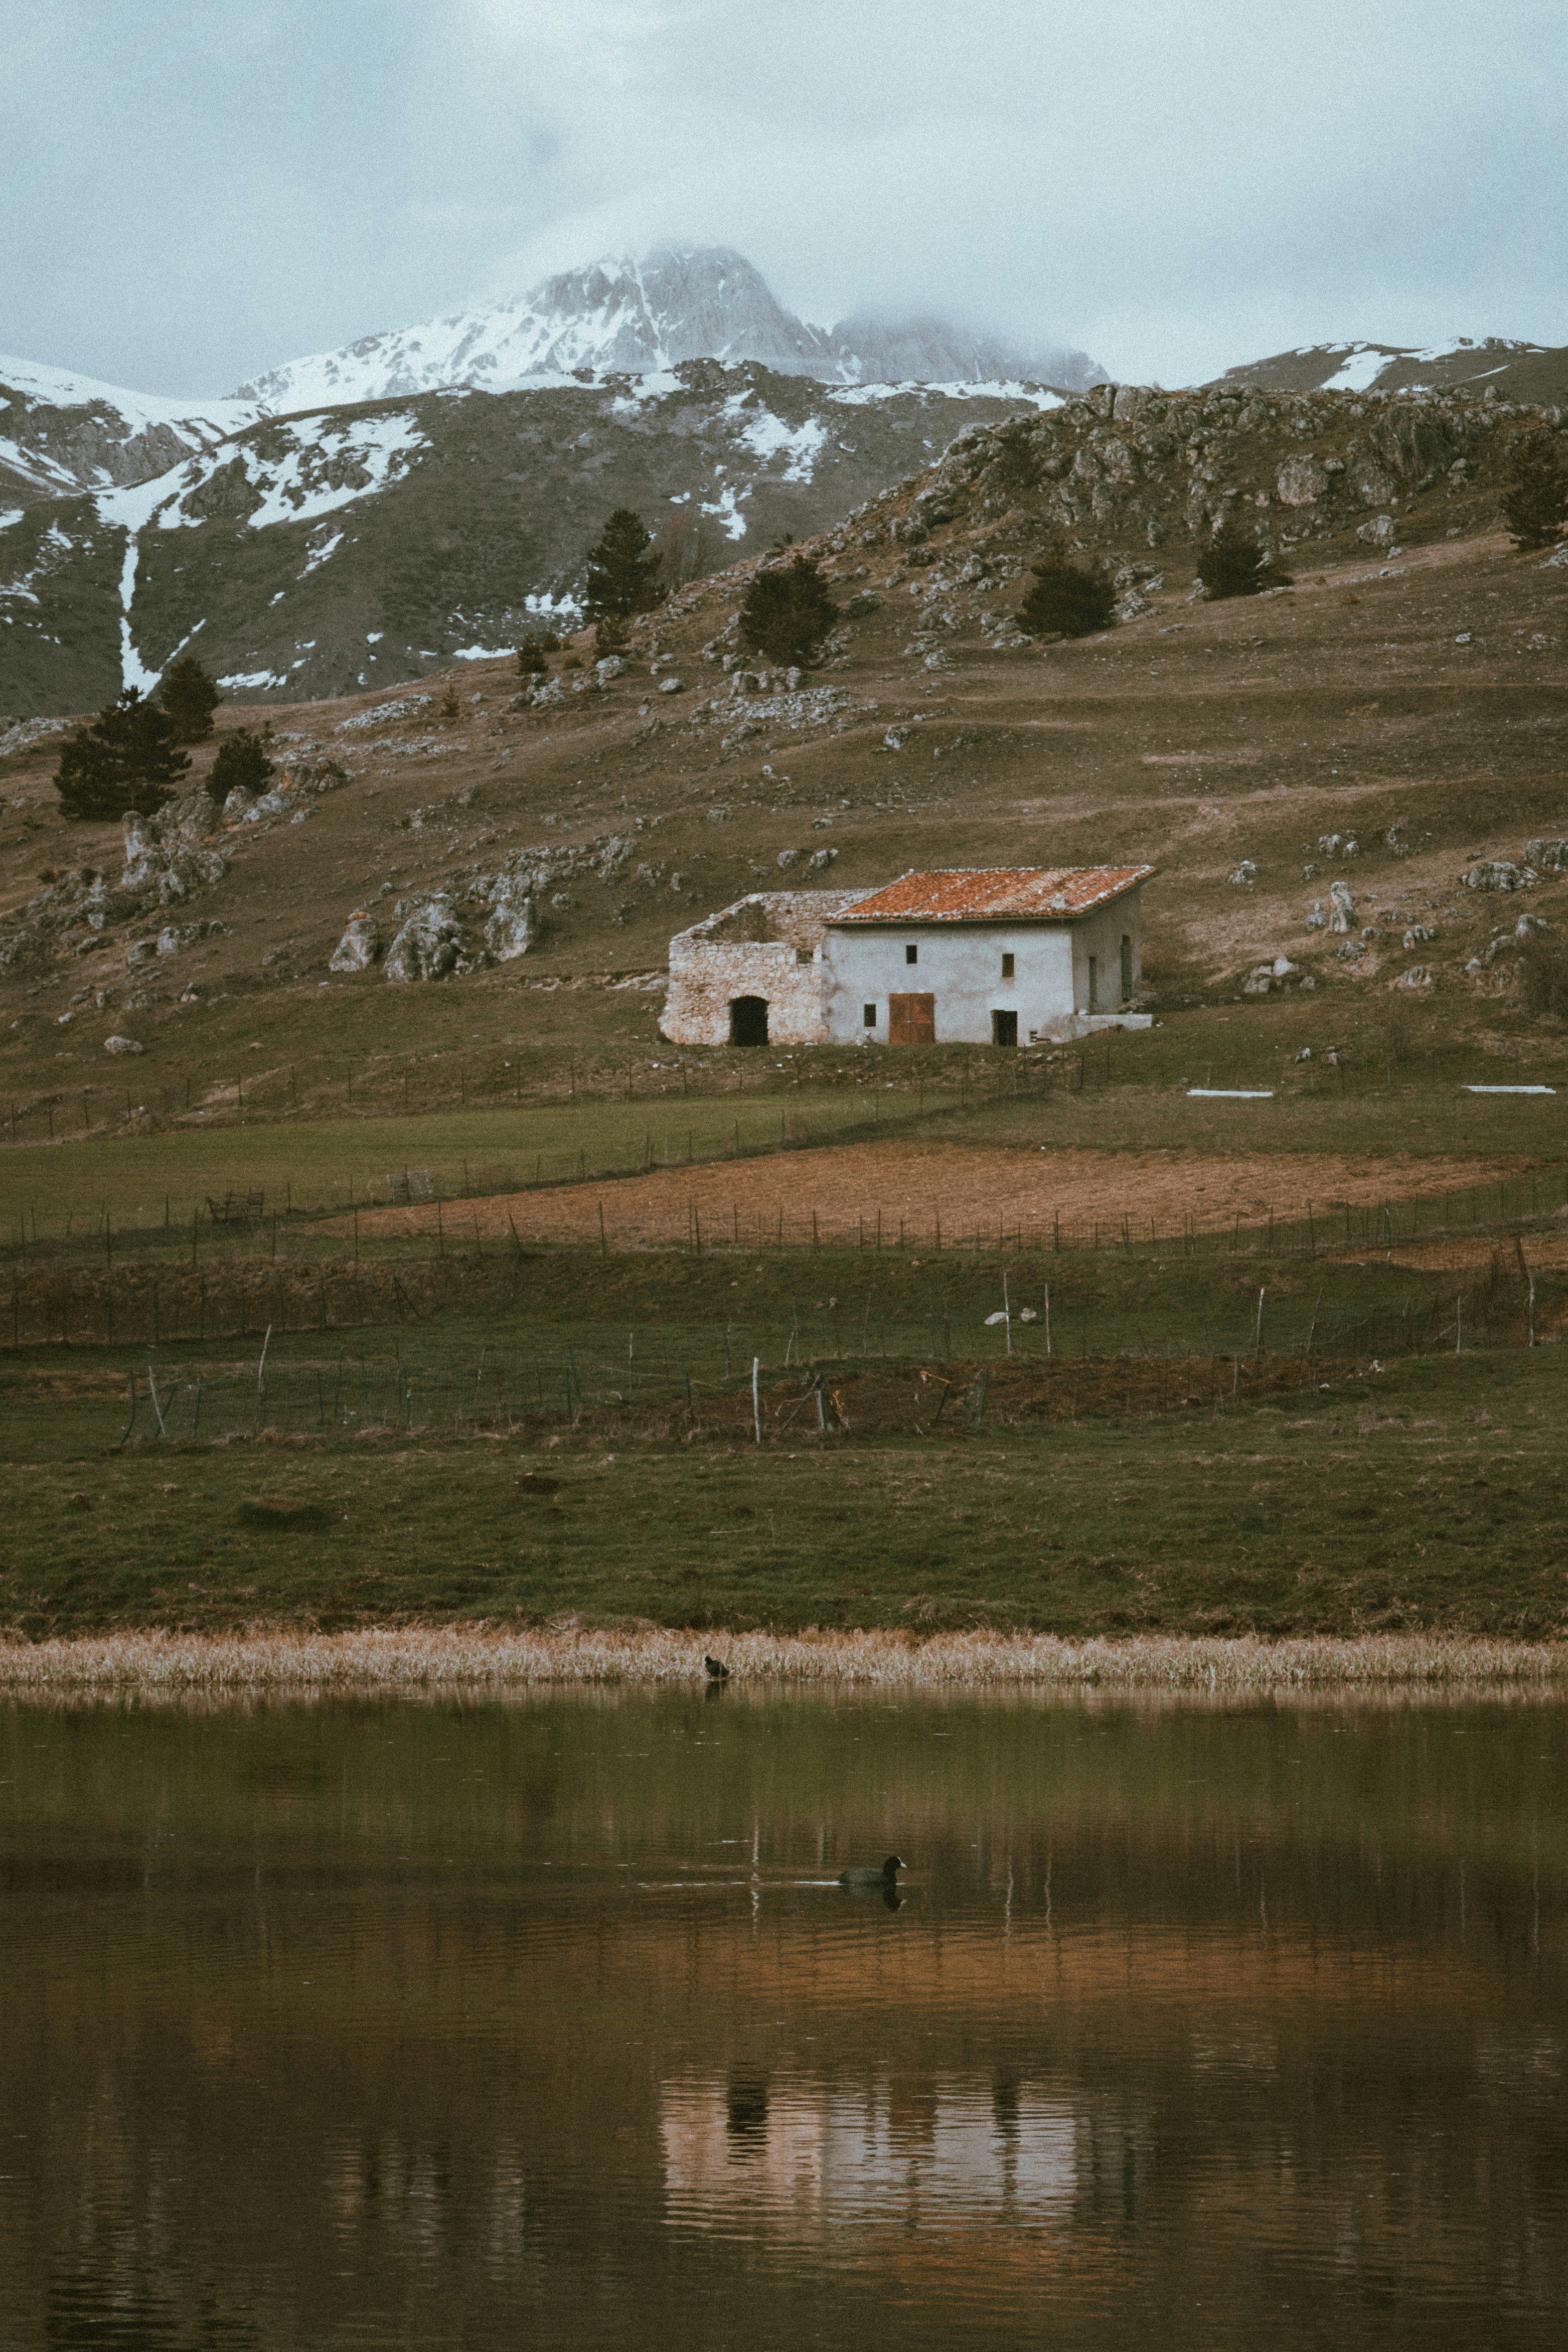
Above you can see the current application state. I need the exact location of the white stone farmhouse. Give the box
[663,867,1156,1049]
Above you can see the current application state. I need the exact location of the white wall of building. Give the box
[822,894,1144,1045]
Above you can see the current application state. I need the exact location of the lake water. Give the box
[2,1688,1564,2349]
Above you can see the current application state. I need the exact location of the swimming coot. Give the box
[838,1855,904,1889]
[703,1655,730,1681]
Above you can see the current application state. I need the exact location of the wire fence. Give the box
[112,1328,1423,1448]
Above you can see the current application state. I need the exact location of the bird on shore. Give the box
[704,1655,730,1681]
[838,1855,904,1890]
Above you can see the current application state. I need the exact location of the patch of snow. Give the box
[95,468,186,690]
[1318,345,1403,393]
[701,483,748,539]
[451,643,516,660]
[733,406,828,481]
[218,670,288,689]
[827,380,1063,410]
[608,372,684,410]
[299,529,344,575]
[0,508,24,533]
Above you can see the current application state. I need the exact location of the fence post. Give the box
[752,1357,761,1444]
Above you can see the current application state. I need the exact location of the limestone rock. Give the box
[120,806,229,906]
[480,876,537,961]
[384,897,477,982]
[1463,861,1526,891]
[1228,860,1257,886]
[1525,839,1568,871]
[1328,880,1355,932]
[103,1034,143,1054]
[1276,455,1330,506]
[1393,966,1433,989]
[330,913,382,972]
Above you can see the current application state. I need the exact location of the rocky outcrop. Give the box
[481,876,538,962]
[871,378,1561,577]
[120,796,229,904]
[329,913,381,973]
[383,896,480,983]
[0,792,233,971]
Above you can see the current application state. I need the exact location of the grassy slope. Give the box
[2,520,1566,1136]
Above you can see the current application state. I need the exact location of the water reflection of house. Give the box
[661,2070,1080,2242]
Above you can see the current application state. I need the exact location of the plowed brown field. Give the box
[330,1142,1542,1252]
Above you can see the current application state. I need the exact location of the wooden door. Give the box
[888,992,935,1044]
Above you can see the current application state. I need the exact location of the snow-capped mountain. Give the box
[0,363,1062,717]
[232,247,1100,411]
[0,354,258,513]
[1213,337,1567,404]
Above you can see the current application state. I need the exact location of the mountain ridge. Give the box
[231,247,1104,412]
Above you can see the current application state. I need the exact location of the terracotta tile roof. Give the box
[832,867,1155,923]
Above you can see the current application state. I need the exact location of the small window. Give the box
[904,943,918,966]
[1120,933,1134,1001]
[796,947,813,966]
[863,1002,877,1028]
[1001,952,1015,980]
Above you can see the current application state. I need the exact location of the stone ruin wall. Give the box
[662,890,867,1047]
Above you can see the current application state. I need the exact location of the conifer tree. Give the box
[156,653,222,742]
[738,553,838,667]
[1501,435,1568,550]
[54,689,192,821]
[516,635,551,676]
[581,510,665,622]
[208,728,275,803]
[1196,526,1291,601]
[1015,541,1115,638]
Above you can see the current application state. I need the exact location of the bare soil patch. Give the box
[335,1143,1541,1252]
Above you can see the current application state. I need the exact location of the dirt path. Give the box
[331,1142,1544,1251]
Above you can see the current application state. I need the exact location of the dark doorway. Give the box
[729,996,769,1047]
[888,992,935,1044]
[991,1009,1018,1048]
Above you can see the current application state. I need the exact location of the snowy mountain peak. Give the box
[230,246,1100,411]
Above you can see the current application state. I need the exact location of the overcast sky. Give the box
[4,0,1563,396]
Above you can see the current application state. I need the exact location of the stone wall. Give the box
[662,890,867,1047]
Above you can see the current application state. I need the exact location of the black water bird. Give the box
[838,1855,904,1890]
[703,1655,730,1681]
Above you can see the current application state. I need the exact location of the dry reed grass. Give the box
[0,1626,1562,1694]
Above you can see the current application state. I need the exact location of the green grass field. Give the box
[0,1088,900,1228]
[2,1346,1563,1642]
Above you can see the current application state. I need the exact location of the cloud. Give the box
[2,0,1563,393]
